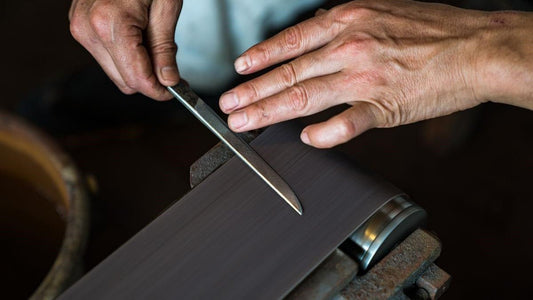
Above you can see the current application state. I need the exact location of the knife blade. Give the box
[167,82,303,215]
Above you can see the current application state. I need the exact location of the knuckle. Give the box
[380,98,403,127]
[279,63,298,87]
[69,17,86,42]
[249,45,270,65]
[122,76,138,90]
[284,25,304,51]
[151,41,177,56]
[241,81,260,101]
[120,87,136,95]
[117,83,136,95]
[288,84,309,113]
[336,118,357,140]
[333,36,372,57]
[332,5,373,23]
[89,7,113,41]
[351,7,374,19]
[365,94,402,128]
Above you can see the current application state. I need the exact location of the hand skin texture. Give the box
[69,0,182,100]
[220,0,533,148]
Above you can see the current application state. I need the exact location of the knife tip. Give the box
[284,193,303,216]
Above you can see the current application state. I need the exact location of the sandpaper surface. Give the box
[60,121,401,299]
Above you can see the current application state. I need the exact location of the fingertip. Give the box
[305,105,376,148]
[234,55,252,74]
[219,91,239,113]
[159,65,180,86]
[300,130,311,145]
[303,124,341,149]
[227,110,249,131]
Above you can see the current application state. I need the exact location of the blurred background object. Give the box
[0,0,531,299]
[0,111,88,299]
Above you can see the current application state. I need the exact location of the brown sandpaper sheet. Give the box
[60,121,402,300]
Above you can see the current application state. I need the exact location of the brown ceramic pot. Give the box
[0,111,88,299]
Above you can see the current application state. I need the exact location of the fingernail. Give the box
[220,92,239,111]
[161,66,179,82]
[301,131,310,145]
[234,55,251,73]
[229,111,248,129]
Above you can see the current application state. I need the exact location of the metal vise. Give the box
[190,136,451,300]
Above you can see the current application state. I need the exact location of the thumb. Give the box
[147,0,183,86]
[300,102,379,148]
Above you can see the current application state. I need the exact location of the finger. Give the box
[301,102,379,148]
[234,12,345,74]
[92,46,136,94]
[108,23,172,100]
[147,0,182,86]
[90,6,171,101]
[70,18,134,94]
[227,73,348,132]
[220,46,343,113]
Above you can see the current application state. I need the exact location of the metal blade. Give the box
[167,82,303,215]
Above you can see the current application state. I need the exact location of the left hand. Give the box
[219,0,499,148]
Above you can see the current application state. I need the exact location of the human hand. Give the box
[69,0,182,100]
[220,0,532,148]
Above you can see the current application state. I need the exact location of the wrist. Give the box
[474,11,533,109]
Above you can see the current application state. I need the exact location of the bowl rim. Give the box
[0,110,89,299]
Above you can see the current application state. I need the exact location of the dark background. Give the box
[0,0,532,299]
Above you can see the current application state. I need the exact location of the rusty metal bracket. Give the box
[287,249,359,299]
[190,132,258,188]
[338,229,450,300]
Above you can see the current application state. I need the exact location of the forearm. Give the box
[476,11,533,110]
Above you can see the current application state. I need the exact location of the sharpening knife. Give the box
[167,82,303,215]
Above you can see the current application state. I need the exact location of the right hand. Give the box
[69,0,182,100]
